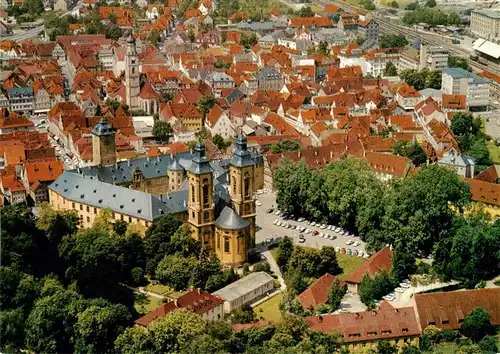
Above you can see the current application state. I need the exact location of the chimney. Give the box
[183,198,187,207]
[355,313,360,318]
[372,311,377,316]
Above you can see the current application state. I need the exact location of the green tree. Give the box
[114,326,154,354]
[393,140,427,166]
[25,0,44,15]
[390,1,399,7]
[270,139,300,154]
[297,6,314,17]
[230,304,256,324]
[460,308,494,342]
[318,246,342,276]
[403,7,460,26]
[241,32,258,48]
[149,309,207,352]
[212,134,228,151]
[448,55,470,71]
[405,2,418,9]
[378,340,398,354]
[197,95,217,120]
[327,279,347,311]
[426,0,436,7]
[383,62,398,76]
[188,28,195,42]
[276,236,294,272]
[108,13,117,24]
[148,29,161,46]
[379,165,470,255]
[359,273,375,306]
[379,34,408,48]
[152,121,173,143]
[318,41,329,55]
[391,249,416,281]
[73,303,131,354]
[155,254,197,291]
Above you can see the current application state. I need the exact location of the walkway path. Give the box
[120,283,166,299]
[261,248,287,291]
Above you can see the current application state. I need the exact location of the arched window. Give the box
[244,172,250,198]
[232,174,237,194]
[202,178,209,206]
[191,184,195,203]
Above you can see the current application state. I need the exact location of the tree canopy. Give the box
[270,140,300,154]
[152,121,173,143]
[379,34,409,49]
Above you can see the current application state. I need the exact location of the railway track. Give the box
[312,0,499,74]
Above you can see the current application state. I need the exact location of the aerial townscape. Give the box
[1,0,500,351]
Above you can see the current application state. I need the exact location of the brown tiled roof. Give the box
[473,165,500,183]
[324,4,341,13]
[135,289,224,327]
[0,110,34,130]
[247,135,301,147]
[205,104,223,127]
[442,94,466,109]
[298,273,346,310]
[305,306,420,343]
[345,247,392,285]
[414,288,500,331]
[24,160,63,183]
[464,178,500,206]
[264,113,300,136]
[365,152,411,178]
[139,82,159,100]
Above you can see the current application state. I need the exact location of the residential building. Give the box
[6,87,35,114]
[479,71,500,101]
[0,110,35,134]
[437,148,475,178]
[365,152,412,181]
[205,72,235,97]
[413,288,500,331]
[255,67,284,91]
[465,165,500,219]
[0,174,26,205]
[470,9,500,40]
[135,289,225,326]
[345,247,392,294]
[363,49,399,77]
[298,273,346,311]
[213,272,274,313]
[305,302,421,352]
[205,104,235,139]
[442,68,490,108]
[399,47,420,71]
[160,102,203,131]
[19,160,63,205]
[395,85,421,110]
[339,43,364,69]
[419,44,449,70]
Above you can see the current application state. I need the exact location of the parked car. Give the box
[320,224,326,229]
[341,248,346,254]
[330,234,337,240]
[335,246,340,252]
[345,240,353,245]
[357,251,364,257]
[305,229,312,234]
[312,230,319,236]
[363,253,370,259]
[395,287,405,293]
[353,241,360,247]
[400,283,411,289]
[346,249,352,255]
[273,220,278,225]
[256,201,262,206]
[382,295,395,301]
[298,234,306,243]
[311,222,316,227]
[298,217,305,222]
[352,249,358,256]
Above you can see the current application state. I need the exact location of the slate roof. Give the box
[230,135,255,167]
[187,142,213,175]
[92,118,115,136]
[213,272,274,302]
[215,206,249,230]
[48,171,168,221]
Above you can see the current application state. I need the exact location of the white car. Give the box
[298,217,305,222]
[277,221,282,226]
[382,295,395,301]
[363,253,370,259]
[395,287,405,293]
[357,251,364,257]
[353,241,360,247]
[311,222,316,227]
[320,224,326,229]
[345,240,353,245]
[256,201,262,206]
[273,220,278,225]
[274,210,281,215]
[305,229,312,234]
[400,283,411,289]
[335,246,341,252]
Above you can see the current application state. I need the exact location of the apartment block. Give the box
[442,68,490,108]
[471,9,500,40]
[419,43,449,70]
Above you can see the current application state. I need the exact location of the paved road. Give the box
[255,192,368,254]
[3,2,82,42]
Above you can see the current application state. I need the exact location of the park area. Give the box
[253,293,284,323]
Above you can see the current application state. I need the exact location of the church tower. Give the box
[229,135,256,248]
[125,34,140,111]
[91,118,116,166]
[187,143,215,249]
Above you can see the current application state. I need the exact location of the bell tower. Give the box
[187,143,215,249]
[229,135,256,248]
[125,34,140,111]
[91,118,116,166]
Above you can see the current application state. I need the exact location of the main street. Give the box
[3,1,82,42]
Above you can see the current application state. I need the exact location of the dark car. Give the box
[266,208,274,214]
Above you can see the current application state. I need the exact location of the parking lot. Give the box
[255,191,368,256]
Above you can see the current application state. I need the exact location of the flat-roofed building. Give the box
[442,67,490,108]
[212,271,274,313]
[471,10,500,40]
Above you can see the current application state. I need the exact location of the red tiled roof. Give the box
[414,288,500,331]
[365,152,411,178]
[345,247,392,285]
[24,160,63,183]
[264,113,300,136]
[0,110,34,130]
[473,165,499,183]
[135,290,224,327]
[305,306,420,343]
[139,82,159,100]
[205,104,223,127]
[441,94,466,109]
[298,273,346,310]
[464,178,500,206]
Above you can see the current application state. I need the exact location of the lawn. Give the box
[145,283,183,299]
[487,141,500,164]
[337,253,367,277]
[253,293,283,323]
[134,292,163,315]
